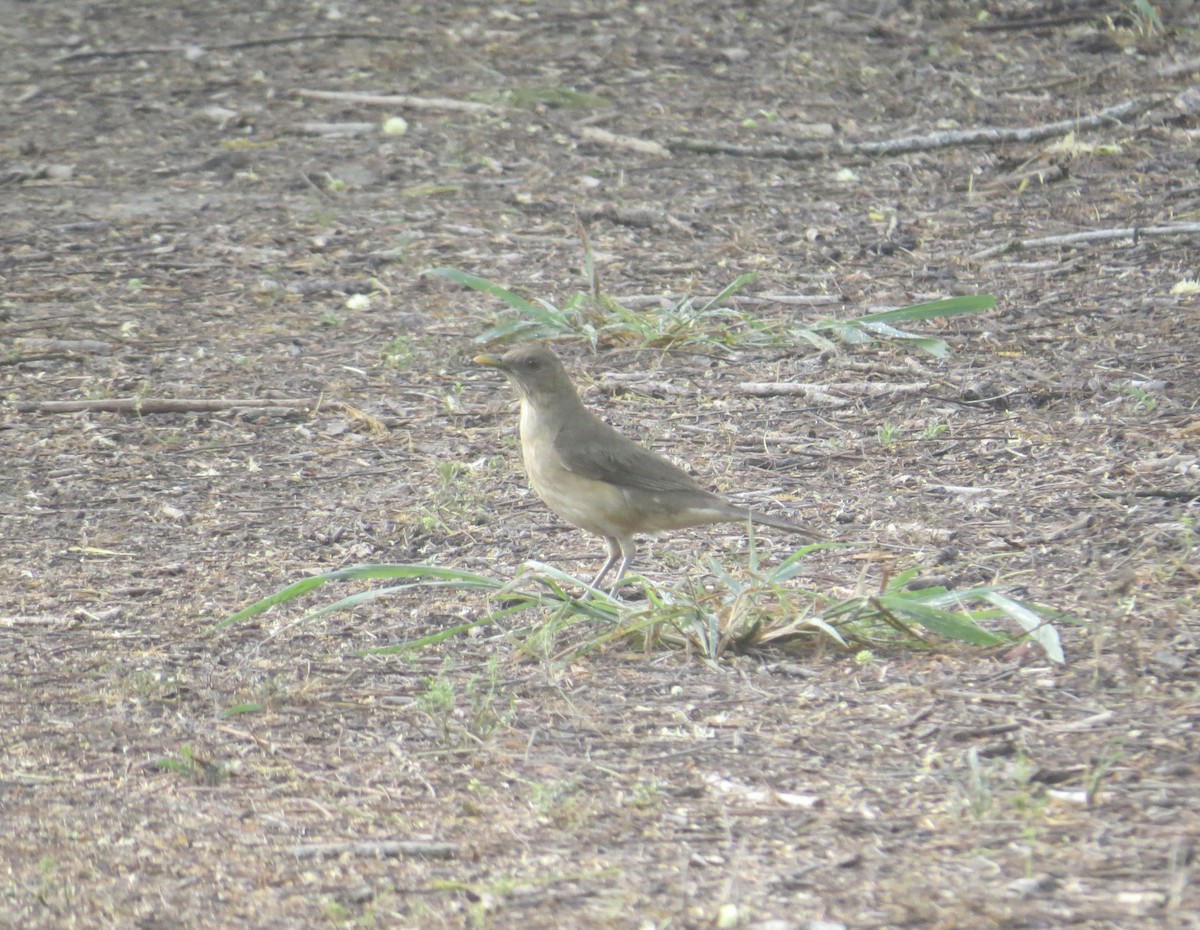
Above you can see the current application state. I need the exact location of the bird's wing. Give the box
[554,416,704,493]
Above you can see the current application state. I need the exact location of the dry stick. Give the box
[298,121,378,137]
[11,398,320,415]
[297,88,502,115]
[971,222,1200,260]
[970,12,1098,32]
[577,126,670,157]
[668,95,1166,161]
[291,840,457,861]
[739,294,842,307]
[57,32,418,62]
[294,88,1161,160]
[1095,488,1200,502]
[738,381,930,406]
[1,353,71,367]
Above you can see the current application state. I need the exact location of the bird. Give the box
[475,344,824,589]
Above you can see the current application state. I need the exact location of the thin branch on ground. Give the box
[290,840,458,860]
[1095,488,1200,502]
[2,353,73,366]
[297,88,502,115]
[11,398,324,415]
[56,32,420,62]
[743,295,843,307]
[577,126,671,157]
[297,121,378,137]
[739,381,930,404]
[668,95,1166,161]
[968,10,1102,31]
[972,222,1200,260]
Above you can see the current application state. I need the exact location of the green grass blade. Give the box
[876,594,1008,646]
[422,267,544,315]
[851,319,950,355]
[886,336,949,357]
[807,295,993,356]
[323,563,501,585]
[532,298,574,327]
[698,273,757,313]
[216,563,506,630]
[793,327,840,352]
[213,574,336,629]
[850,295,995,324]
[809,320,873,344]
[221,703,264,718]
[978,591,1066,664]
[798,614,849,646]
[768,542,836,582]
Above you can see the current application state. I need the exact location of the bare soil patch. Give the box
[3,2,1198,927]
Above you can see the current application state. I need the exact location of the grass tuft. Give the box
[424,265,994,356]
[216,543,1074,665]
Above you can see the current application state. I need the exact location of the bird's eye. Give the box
[525,358,539,369]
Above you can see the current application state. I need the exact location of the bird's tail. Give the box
[737,508,827,542]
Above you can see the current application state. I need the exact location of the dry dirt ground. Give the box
[3,1,1199,928]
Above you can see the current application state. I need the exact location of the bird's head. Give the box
[474,345,580,405]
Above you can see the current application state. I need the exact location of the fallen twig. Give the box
[297,121,377,137]
[968,10,1100,32]
[577,126,670,157]
[297,88,501,115]
[57,32,419,62]
[972,222,1200,260]
[14,338,114,355]
[1,353,72,367]
[739,294,842,307]
[739,380,930,396]
[290,840,457,860]
[1094,487,1200,502]
[669,95,1165,161]
[11,398,321,415]
[738,381,930,406]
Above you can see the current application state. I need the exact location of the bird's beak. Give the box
[474,354,502,368]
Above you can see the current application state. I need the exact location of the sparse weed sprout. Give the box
[877,421,901,446]
[424,262,993,355]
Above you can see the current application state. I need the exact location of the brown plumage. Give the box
[476,344,823,588]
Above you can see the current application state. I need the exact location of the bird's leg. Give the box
[602,538,637,596]
[589,536,623,590]
[614,544,633,580]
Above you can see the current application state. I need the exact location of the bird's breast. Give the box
[519,404,633,538]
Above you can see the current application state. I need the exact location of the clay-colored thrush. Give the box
[476,345,822,588]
